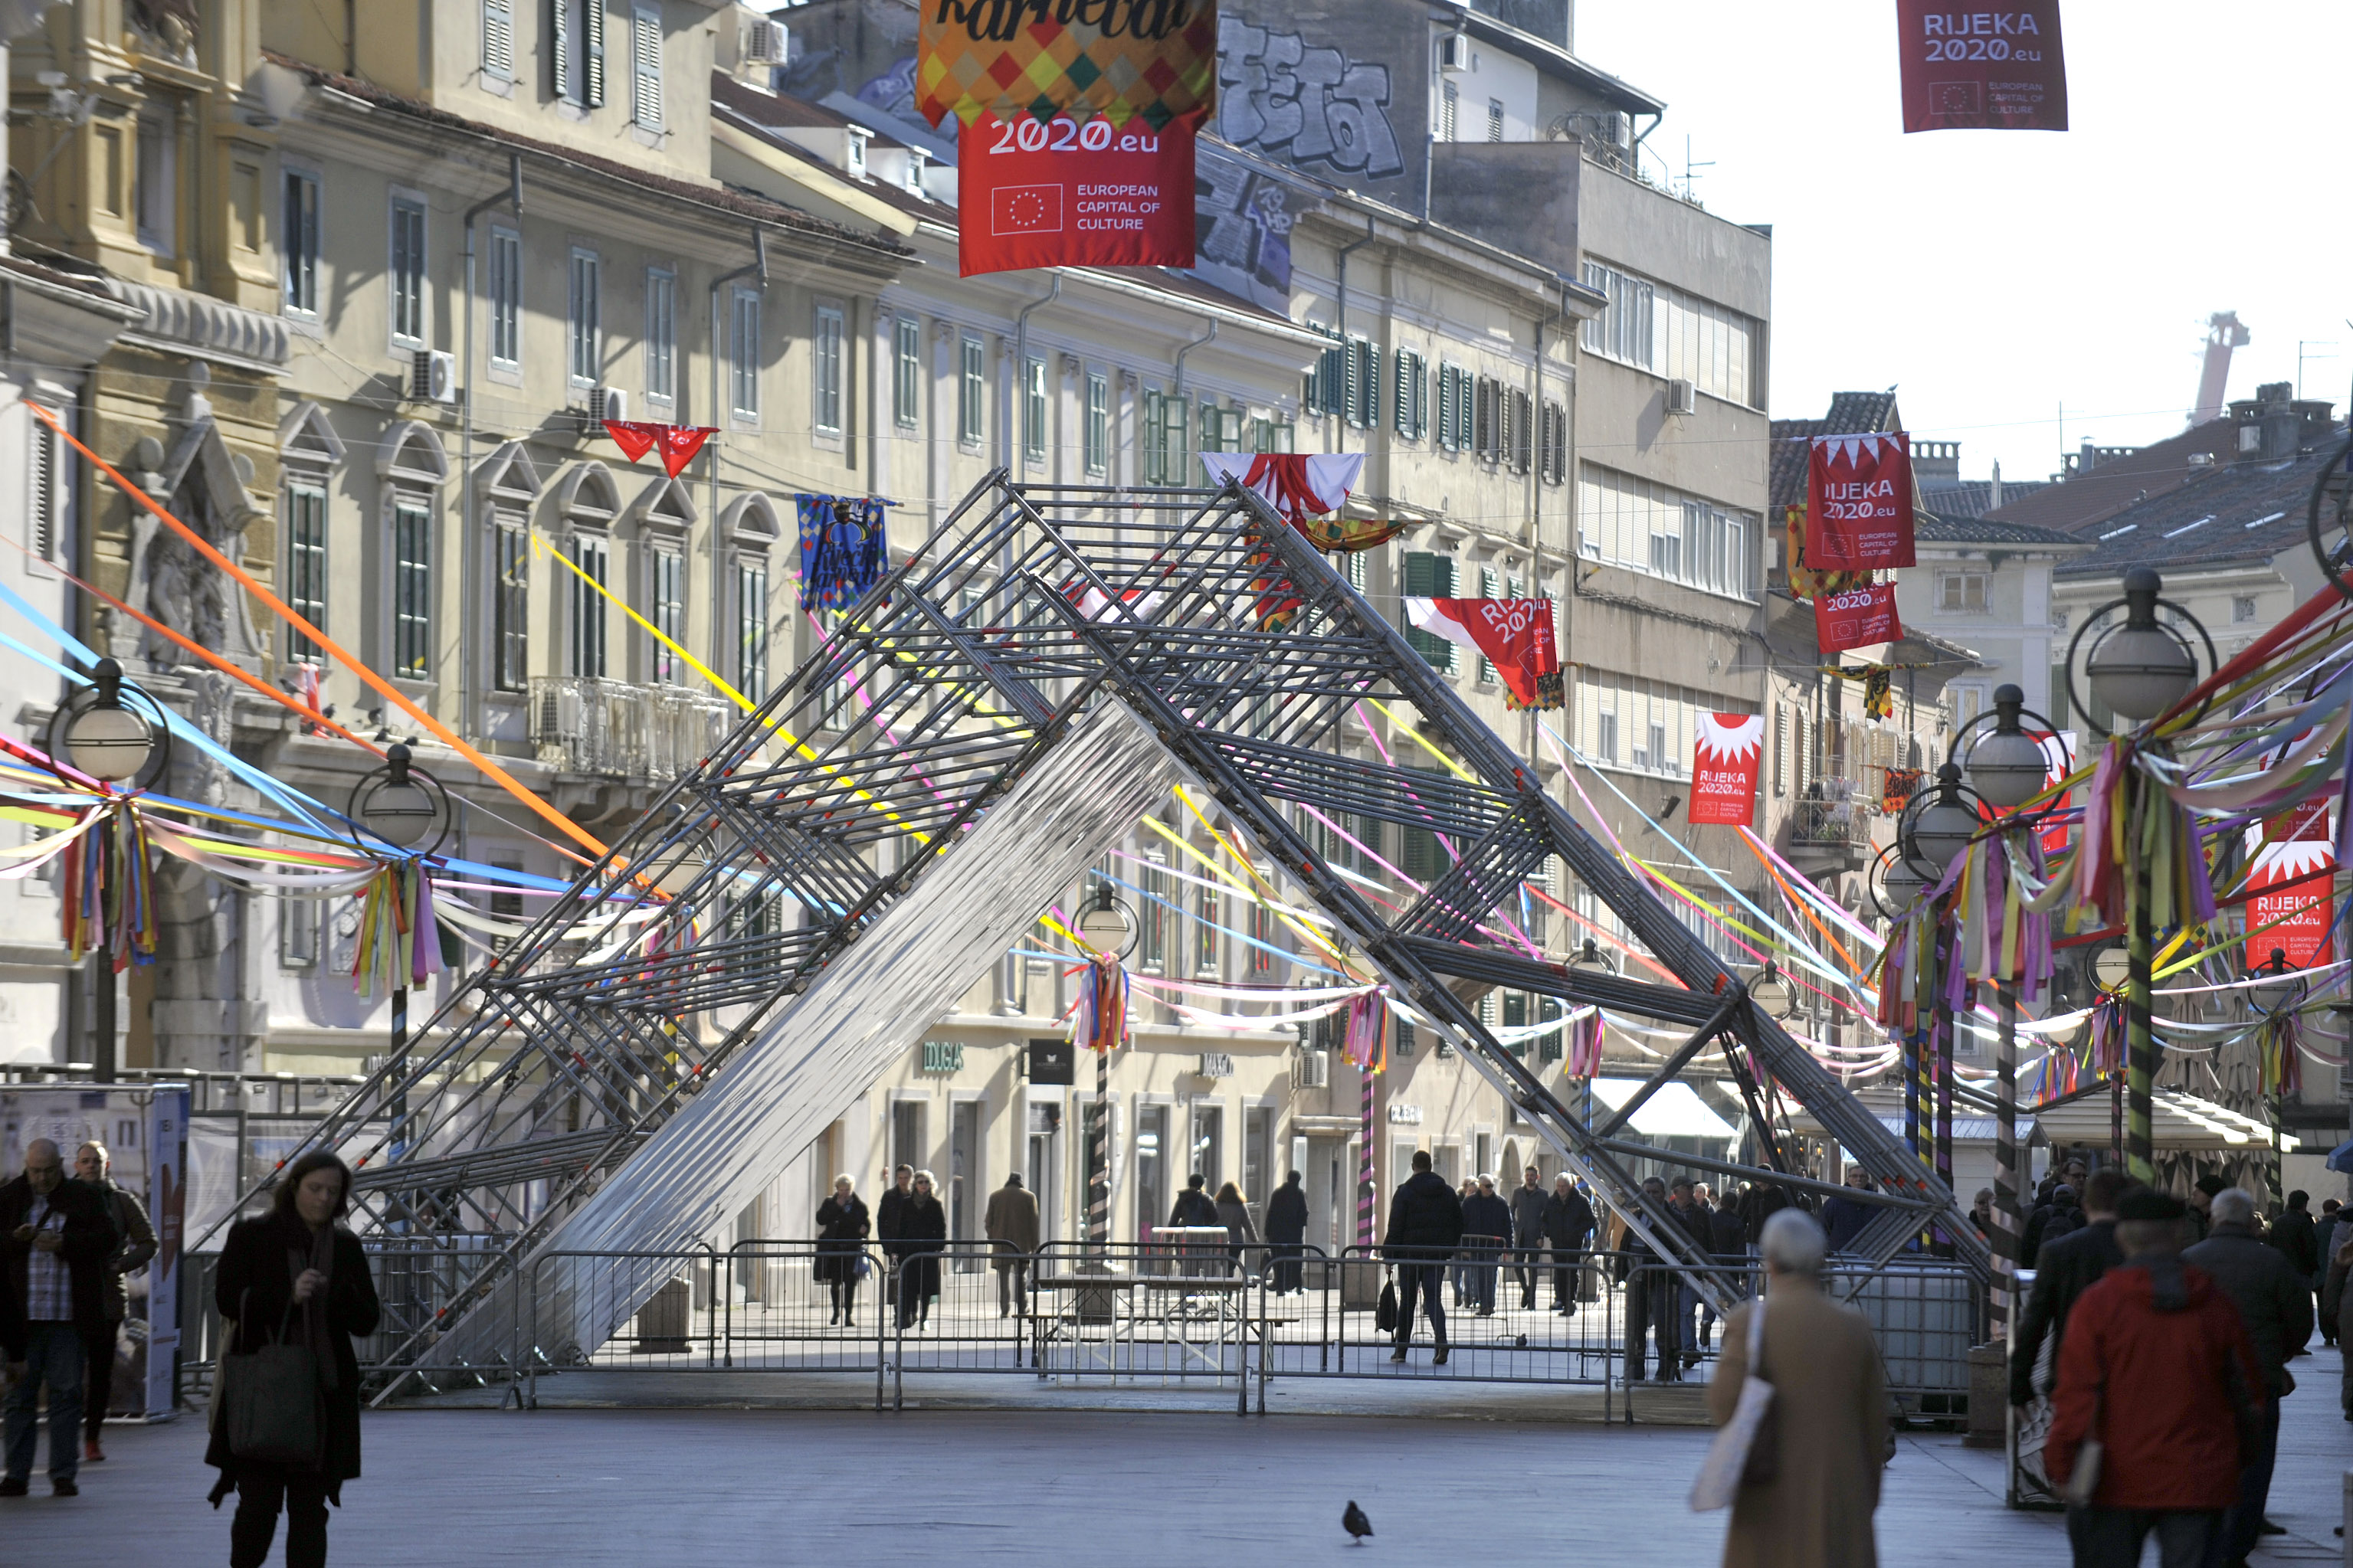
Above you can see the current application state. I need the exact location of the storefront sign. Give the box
[1196,1052,1234,1078]
[920,1040,965,1075]
[1386,1103,1422,1125]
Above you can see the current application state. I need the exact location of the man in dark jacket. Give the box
[2317,1199,2344,1347]
[1615,1176,1690,1381]
[1265,1171,1309,1295]
[1821,1166,1878,1253]
[1508,1166,1550,1310]
[1459,1176,1512,1317]
[1736,1178,1793,1248]
[1382,1150,1463,1363]
[2268,1189,2320,1284]
[2184,1187,2315,1566]
[1168,1174,1220,1229]
[875,1164,913,1309]
[2,1139,115,1495]
[2185,1172,2225,1243]
[70,1139,155,1462]
[2010,1168,2130,1408]
[2022,1182,2086,1263]
[1542,1175,1594,1314]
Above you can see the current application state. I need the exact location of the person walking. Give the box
[2315,1200,2343,1348]
[2325,1224,2353,1419]
[1617,1176,1689,1381]
[814,1175,870,1327]
[1969,1188,1996,1242]
[1382,1150,1463,1365]
[1168,1174,1219,1229]
[2184,1187,2313,1566]
[2268,1189,2319,1282]
[1460,1176,1511,1317]
[983,1173,1040,1318]
[2,1138,113,1498]
[1265,1171,1309,1295]
[1706,1207,1887,1568]
[1821,1167,1877,1254]
[895,1171,948,1331]
[2010,1169,2129,1409]
[1448,1179,1479,1306]
[2023,1182,2088,1264]
[206,1152,381,1568]
[1672,1178,1712,1361]
[1212,1181,1258,1277]
[2186,1173,2226,1244]
[1705,1183,1752,1345]
[70,1140,155,1462]
[1542,1174,1595,1315]
[1509,1166,1549,1311]
[876,1164,914,1314]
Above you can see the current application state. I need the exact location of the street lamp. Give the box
[2081,567,2201,725]
[1075,879,1139,960]
[49,658,165,1082]
[1873,836,1930,921]
[1746,958,1794,1020]
[1905,764,1982,879]
[351,744,452,1170]
[1073,879,1138,1254]
[1953,684,2056,813]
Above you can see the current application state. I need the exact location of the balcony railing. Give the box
[1788,786,1873,852]
[529,676,733,783]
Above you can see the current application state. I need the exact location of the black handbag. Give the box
[224,1289,325,1468]
[1375,1278,1399,1334]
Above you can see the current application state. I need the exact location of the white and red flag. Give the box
[1402,597,1562,710]
[1689,713,1765,827]
[1807,433,1916,570]
[2244,798,2334,969]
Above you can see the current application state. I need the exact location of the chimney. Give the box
[1987,460,2003,512]
[2230,381,2299,462]
[1912,439,1961,487]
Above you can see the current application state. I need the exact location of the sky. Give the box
[1575,2,2353,486]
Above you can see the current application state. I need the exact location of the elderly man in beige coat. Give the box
[983,1173,1041,1318]
[1706,1207,1887,1568]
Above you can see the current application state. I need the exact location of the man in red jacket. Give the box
[2046,1187,2263,1568]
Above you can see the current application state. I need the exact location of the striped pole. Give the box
[1358,1064,1376,1249]
[2124,775,2156,1183]
[1087,1040,1109,1252]
[1992,976,2020,1332]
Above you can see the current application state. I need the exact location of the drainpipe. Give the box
[1171,318,1217,486]
[708,228,768,679]
[1008,273,1062,473]
[1332,218,1377,456]
[459,152,521,741]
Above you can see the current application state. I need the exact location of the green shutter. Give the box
[1403,552,1456,669]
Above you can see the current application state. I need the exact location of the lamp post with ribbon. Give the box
[51,657,167,1081]
[1897,761,1985,1196]
[1073,881,1136,1251]
[2246,945,2300,1206]
[350,744,451,1156]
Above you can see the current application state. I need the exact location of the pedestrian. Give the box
[206,1151,381,1568]
[1706,1207,1886,1568]
[1738,1178,1792,1249]
[1969,1187,1995,1241]
[1449,1179,1479,1305]
[2023,1182,2086,1263]
[1542,1174,1595,1315]
[1167,1173,1219,1229]
[2045,1187,2260,1568]
[1509,1166,1549,1310]
[2182,1187,2313,1565]
[1706,1183,1752,1342]
[2325,1224,2353,1419]
[1212,1180,1257,1276]
[894,1170,947,1331]
[1460,1175,1511,1317]
[1,1138,113,1498]
[2009,1169,2129,1409]
[2185,1172,2226,1244]
[1615,1176,1688,1381]
[1382,1150,1463,1365]
[2267,1189,2320,1295]
[875,1164,913,1312]
[982,1172,1040,1318]
[1671,1177,1712,1363]
[814,1174,869,1327]
[1265,1171,1309,1295]
[70,1140,155,1462]
[2314,1200,2342,1347]
[1821,1167,1876,1254]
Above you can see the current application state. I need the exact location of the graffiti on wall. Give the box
[1190,147,1311,314]
[1216,18,1408,181]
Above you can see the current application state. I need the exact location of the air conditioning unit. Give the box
[588,385,629,424]
[410,349,457,404]
[1591,110,1627,147]
[742,18,786,65]
[1294,1046,1330,1089]
[1665,377,1698,416]
[1437,32,1468,74]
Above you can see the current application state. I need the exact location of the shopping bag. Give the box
[1689,1298,1775,1511]
[1375,1278,1398,1334]
[223,1292,324,1468]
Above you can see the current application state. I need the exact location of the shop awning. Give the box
[1589,1079,1741,1141]
[2033,1087,2298,1154]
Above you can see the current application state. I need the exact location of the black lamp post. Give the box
[351,744,451,1160]
[1073,880,1137,1252]
[52,658,165,1082]
[2247,944,2299,1206]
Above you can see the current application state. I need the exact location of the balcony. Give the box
[529,676,734,782]
[1784,784,1873,873]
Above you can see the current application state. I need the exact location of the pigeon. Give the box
[1343,1501,1373,1543]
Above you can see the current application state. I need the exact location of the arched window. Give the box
[377,421,448,679]
[550,461,621,679]
[474,441,543,692]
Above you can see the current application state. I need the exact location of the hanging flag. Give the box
[1200,453,1364,525]
[1881,766,1924,815]
[1896,1,2069,133]
[1564,1009,1604,1078]
[1786,502,1866,602]
[795,495,889,614]
[1689,713,1765,827]
[1342,990,1386,1073]
[1814,580,1903,654]
[1806,434,1916,570]
[605,421,717,479]
[603,420,660,464]
[919,0,1217,131]
[1862,665,1894,720]
[2245,798,2334,969]
[1401,597,1563,710]
[958,111,1198,275]
[2033,729,2076,854]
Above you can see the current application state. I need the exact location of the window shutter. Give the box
[584,0,607,108]
[1511,389,1532,473]
[1435,365,1453,449]
[549,0,569,99]
[1402,552,1456,671]
[484,0,515,80]
[632,4,660,126]
[1456,370,1475,451]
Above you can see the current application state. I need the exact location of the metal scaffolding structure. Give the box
[221,473,1986,1390]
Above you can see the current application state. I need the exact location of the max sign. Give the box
[958,113,1198,274]
[1896,2,2069,133]
[1806,433,1915,570]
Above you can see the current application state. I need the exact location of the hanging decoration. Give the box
[1342,990,1386,1073]
[603,421,716,479]
[1785,503,1866,603]
[1401,597,1563,709]
[61,803,159,967]
[1689,712,1765,827]
[917,0,1218,131]
[958,111,1199,275]
[1200,453,1364,529]
[1563,1007,1604,1078]
[795,495,890,614]
[1881,766,1924,815]
[2243,798,2334,969]
[1069,953,1130,1056]
[1806,433,1917,569]
[1862,664,1894,720]
[1814,579,1904,654]
[352,861,444,998]
[1896,0,2069,133]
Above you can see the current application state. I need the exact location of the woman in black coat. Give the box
[207,1151,381,1568]
[814,1175,870,1327]
[895,1170,948,1331]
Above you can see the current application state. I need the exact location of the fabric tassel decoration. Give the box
[1069,954,1129,1056]
[352,862,441,997]
[61,802,159,967]
[1563,1007,1604,1078]
[1342,990,1386,1073]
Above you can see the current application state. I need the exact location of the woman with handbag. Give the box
[814,1174,870,1327]
[1702,1208,1886,1568]
[895,1171,948,1331]
[206,1151,381,1568]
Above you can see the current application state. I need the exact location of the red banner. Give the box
[2245,799,2334,969]
[1814,581,1902,654]
[1689,713,1764,827]
[958,112,1197,277]
[1401,597,1562,710]
[1807,434,1915,570]
[1896,2,2067,133]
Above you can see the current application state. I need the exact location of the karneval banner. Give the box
[959,111,1198,274]
[1896,2,2068,133]
[1402,597,1562,710]
[1814,580,1902,654]
[1806,433,1916,570]
[919,0,1218,129]
[1689,713,1765,827]
[2245,798,2333,968]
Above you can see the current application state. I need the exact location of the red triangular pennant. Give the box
[657,426,716,480]
[602,420,659,464]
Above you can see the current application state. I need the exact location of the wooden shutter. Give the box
[550,0,569,99]
[483,0,515,80]
[584,0,606,108]
[631,4,660,126]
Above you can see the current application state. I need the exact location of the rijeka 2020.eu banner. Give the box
[1896,2,2068,132]
[959,112,1198,275]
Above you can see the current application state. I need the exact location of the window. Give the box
[281,170,320,315]
[1303,334,1345,415]
[736,561,768,695]
[1023,356,1047,462]
[493,520,528,691]
[2233,595,2258,624]
[1507,388,1532,473]
[280,892,320,971]
[1577,463,1756,599]
[482,0,516,83]
[1343,337,1378,430]
[1936,570,1989,614]
[1472,375,1503,462]
[1596,710,1618,764]
[487,227,522,368]
[812,303,844,433]
[1486,97,1506,142]
[893,316,922,428]
[650,547,684,683]
[552,0,605,107]
[1253,416,1294,453]
[389,197,427,347]
[284,483,326,663]
[392,499,432,679]
[1139,856,1168,971]
[1084,372,1109,475]
[644,267,675,402]
[569,533,608,677]
[566,247,600,385]
[135,113,175,256]
[1402,552,1456,671]
[1194,885,1220,976]
[1540,399,1566,484]
[1394,349,1427,439]
[1439,80,1458,141]
[1199,401,1240,455]
[1580,261,1653,369]
[958,335,985,446]
[28,421,59,566]
[631,3,664,128]
[1188,1102,1221,1189]
[1476,568,1498,685]
[1142,390,1188,484]
[730,288,762,417]
[1247,899,1274,976]
[1578,668,1744,781]
[1581,257,1758,406]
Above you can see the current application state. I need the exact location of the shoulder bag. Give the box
[223,1288,326,1468]
[2057,1393,2102,1506]
[1689,1295,1778,1511]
